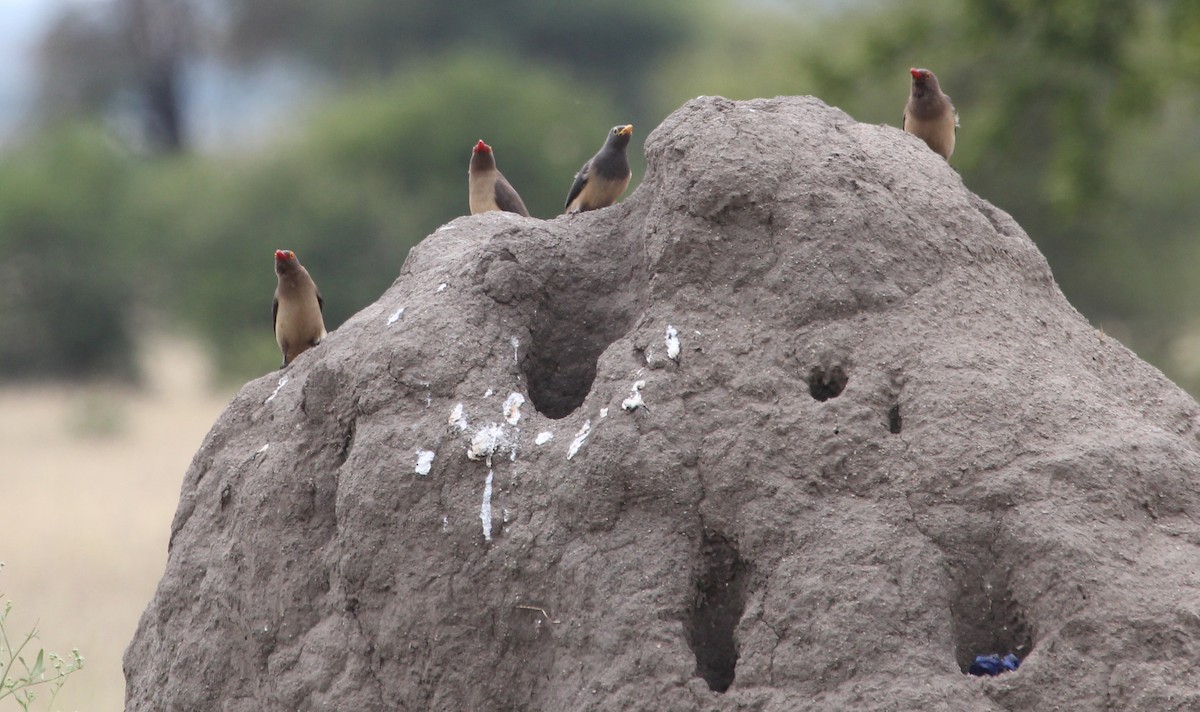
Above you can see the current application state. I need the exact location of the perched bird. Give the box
[273,249,326,368]
[903,68,958,160]
[564,124,633,213]
[468,140,530,217]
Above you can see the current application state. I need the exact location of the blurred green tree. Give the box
[12,0,1200,394]
[0,125,140,380]
[674,0,1200,391]
[36,0,708,153]
[219,0,705,114]
[141,54,625,378]
[651,0,1200,390]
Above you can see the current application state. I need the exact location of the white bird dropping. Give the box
[567,420,592,460]
[665,325,681,361]
[264,376,289,404]
[622,380,647,411]
[503,392,525,425]
[415,450,435,476]
[480,470,494,542]
[468,423,506,463]
[449,403,469,432]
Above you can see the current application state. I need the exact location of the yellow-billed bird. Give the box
[564,124,633,213]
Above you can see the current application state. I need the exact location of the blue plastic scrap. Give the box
[969,653,1021,677]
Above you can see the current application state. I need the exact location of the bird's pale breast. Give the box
[275,293,325,356]
[469,170,501,214]
[568,172,631,213]
[904,111,956,159]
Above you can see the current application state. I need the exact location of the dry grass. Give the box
[0,337,234,711]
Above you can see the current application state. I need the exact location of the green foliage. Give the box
[0,124,140,381]
[648,2,816,110]
[305,53,633,220]
[8,0,1200,395]
[132,149,411,376]
[0,565,84,710]
[703,0,1200,391]
[143,54,625,379]
[221,0,707,114]
[1,51,630,382]
[649,0,1200,391]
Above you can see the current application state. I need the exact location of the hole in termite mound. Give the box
[520,264,642,419]
[808,365,848,401]
[685,532,751,693]
[950,559,1034,675]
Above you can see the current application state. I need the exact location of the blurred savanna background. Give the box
[2,0,1200,708]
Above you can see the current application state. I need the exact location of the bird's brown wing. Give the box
[564,159,592,211]
[272,296,279,332]
[494,173,530,217]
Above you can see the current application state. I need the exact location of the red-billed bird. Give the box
[564,124,633,213]
[468,140,530,217]
[903,68,958,160]
[272,249,326,368]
